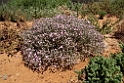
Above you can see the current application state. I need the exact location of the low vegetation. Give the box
[76,56,122,83]
[76,42,124,83]
[0,0,124,21]
[0,25,22,55]
[0,0,124,82]
[21,15,104,71]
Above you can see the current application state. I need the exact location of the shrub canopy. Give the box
[21,15,105,71]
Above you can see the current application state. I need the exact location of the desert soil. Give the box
[0,36,120,83]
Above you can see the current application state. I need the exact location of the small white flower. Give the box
[87,20,90,24]
[59,46,63,49]
[50,33,53,37]
[45,56,49,58]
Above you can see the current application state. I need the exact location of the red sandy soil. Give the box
[0,35,121,83]
[0,52,89,83]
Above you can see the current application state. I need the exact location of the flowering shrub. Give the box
[21,15,104,71]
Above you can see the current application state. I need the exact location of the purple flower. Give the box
[50,33,53,37]
[45,56,49,58]
[21,14,104,72]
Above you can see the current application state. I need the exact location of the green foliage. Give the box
[0,25,22,55]
[0,4,31,22]
[25,6,62,18]
[76,56,122,83]
[8,0,71,9]
[108,0,124,18]
[87,2,102,15]
[0,4,13,21]
[77,0,124,19]
[94,0,124,18]
[119,42,124,53]
[98,10,107,19]
[111,53,124,75]
[67,2,91,18]
[1,0,124,21]
[71,0,103,4]
[0,0,71,20]
[111,42,124,74]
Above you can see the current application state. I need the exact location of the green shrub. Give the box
[97,0,124,18]
[108,0,124,18]
[0,4,31,21]
[119,42,124,53]
[76,56,122,83]
[87,2,101,15]
[111,53,124,75]
[0,0,71,20]
[25,6,62,18]
[0,25,22,55]
[71,0,103,4]
[8,0,71,9]
[0,4,11,21]
[21,15,104,72]
[111,42,124,74]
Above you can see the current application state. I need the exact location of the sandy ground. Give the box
[0,52,89,83]
[0,36,121,83]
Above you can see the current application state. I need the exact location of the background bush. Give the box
[108,0,124,18]
[0,0,124,21]
[21,15,104,72]
[0,0,72,20]
[88,0,124,18]
[0,4,31,22]
[76,56,122,83]
[7,0,71,9]
[71,0,103,4]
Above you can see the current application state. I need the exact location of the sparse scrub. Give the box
[1,0,124,21]
[98,21,112,34]
[0,4,31,22]
[87,2,102,15]
[0,25,22,55]
[108,0,124,18]
[73,0,124,20]
[87,14,112,34]
[117,20,124,35]
[0,0,71,20]
[21,15,104,72]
